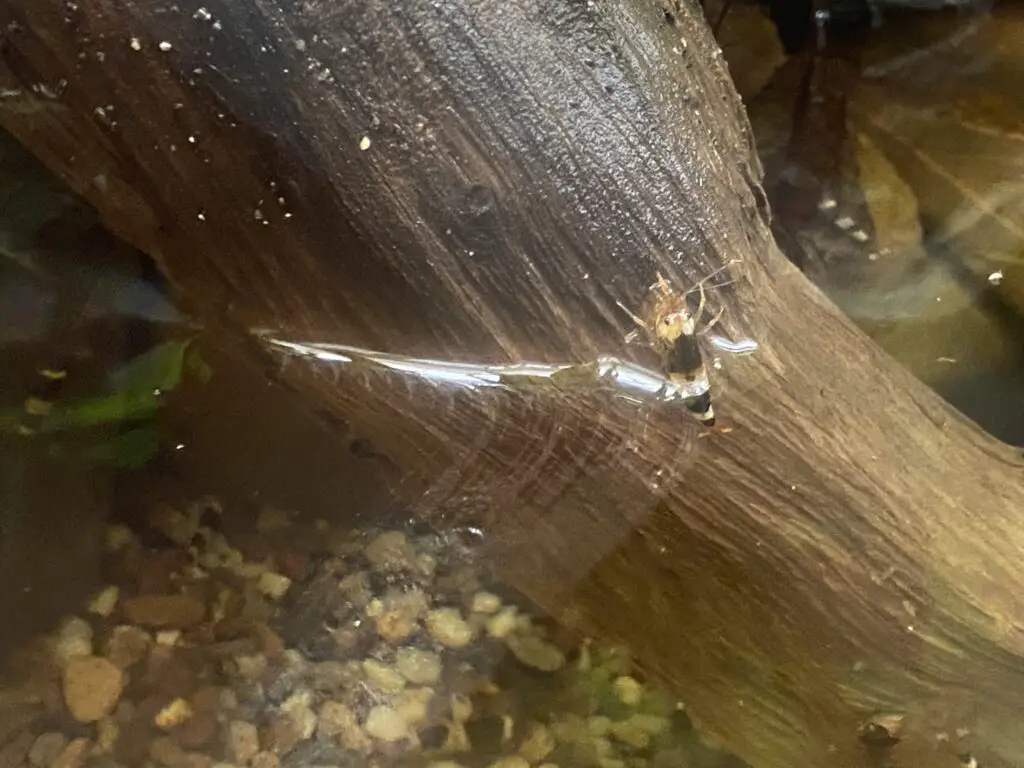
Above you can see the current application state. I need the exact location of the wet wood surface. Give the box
[2,2,1024,768]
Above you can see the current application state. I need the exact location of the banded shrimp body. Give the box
[615,259,760,431]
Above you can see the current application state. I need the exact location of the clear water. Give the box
[1,4,1022,768]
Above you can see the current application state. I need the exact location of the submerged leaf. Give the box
[41,390,161,430]
[105,337,195,394]
[84,427,161,469]
[38,337,206,432]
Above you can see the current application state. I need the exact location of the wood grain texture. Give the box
[2,2,1024,768]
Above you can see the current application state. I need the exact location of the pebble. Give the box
[154,698,194,730]
[53,617,93,665]
[123,595,206,628]
[519,723,556,762]
[105,625,152,670]
[612,676,643,706]
[487,758,530,768]
[28,732,67,768]
[394,647,442,685]
[608,719,650,750]
[227,720,260,764]
[62,656,125,723]
[317,701,371,751]
[105,524,134,551]
[364,531,416,571]
[95,718,119,753]
[486,607,518,639]
[87,586,120,618]
[148,504,200,545]
[50,738,90,768]
[362,659,406,692]
[428,763,468,768]
[393,687,433,725]
[506,633,565,672]
[626,712,669,735]
[155,630,181,647]
[364,705,410,742]
[337,572,371,607]
[471,591,502,614]
[149,736,187,767]
[256,572,292,600]
[374,587,429,642]
[279,691,317,740]
[251,752,280,768]
[233,653,268,679]
[426,608,474,648]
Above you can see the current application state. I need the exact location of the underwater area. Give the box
[0,2,1021,768]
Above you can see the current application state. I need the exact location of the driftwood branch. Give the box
[2,2,1024,768]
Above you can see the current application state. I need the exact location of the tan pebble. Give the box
[364,531,415,570]
[183,753,214,768]
[263,714,303,755]
[149,736,187,767]
[608,719,649,749]
[486,758,530,768]
[587,716,611,736]
[426,608,474,647]
[374,587,428,642]
[518,722,555,762]
[1,731,34,768]
[227,720,260,764]
[50,738,90,768]
[251,752,280,768]
[364,705,409,742]
[317,700,355,737]
[486,607,518,639]
[28,732,67,767]
[612,676,643,706]
[395,647,441,685]
[362,659,406,692]
[427,763,469,768]
[393,687,433,725]
[317,701,371,752]
[54,617,93,666]
[506,633,565,672]
[105,524,134,551]
[256,571,292,600]
[471,591,502,614]
[538,764,561,768]
[450,693,473,723]
[63,656,124,723]
[148,504,200,545]
[105,625,152,669]
[87,586,120,618]
[155,630,181,646]
[233,653,268,679]
[628,712,668,734]
[337,572,371,607]
[95,718,119,753]
[280,691,317,740]
[154,697,194,729]
[123,594,205,628]
[175,710,219,749]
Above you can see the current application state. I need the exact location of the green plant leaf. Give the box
[83,427,161,468]
[40,337,198,431]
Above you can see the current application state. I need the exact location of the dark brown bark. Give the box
[2,2,1024,768]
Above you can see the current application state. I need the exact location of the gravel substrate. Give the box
[0,497,701,768]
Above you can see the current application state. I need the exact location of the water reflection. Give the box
[715,0,1024,444]
[1,4,1022,768]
